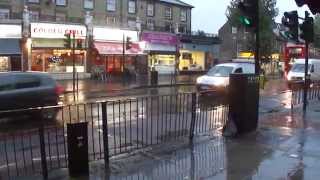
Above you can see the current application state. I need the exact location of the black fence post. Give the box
[39,109,48,180]
[101,102,110,172]
[189,93,197,140]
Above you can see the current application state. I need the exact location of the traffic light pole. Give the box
[72,32,76,100]
[122,34,125,83]
[303,42,309,113]
[255,0,260,75]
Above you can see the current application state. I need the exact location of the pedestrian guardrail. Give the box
[0,92,229,179]
[290,81,320,107]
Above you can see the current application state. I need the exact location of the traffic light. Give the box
[238,0,257,28]
[295,0,320,14]
[64,33,71,48]
[282,11,299,42]
[300,12,314,43]
[126,37,133,50]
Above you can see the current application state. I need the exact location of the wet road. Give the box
[0,78,298,179]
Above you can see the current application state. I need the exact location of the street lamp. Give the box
[22,5,30,71]
[22,5,30,37]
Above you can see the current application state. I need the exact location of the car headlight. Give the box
[287,74,292,81]
[196,77,202,84]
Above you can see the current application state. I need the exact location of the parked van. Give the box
[287,58,320,82]
[196,62,255,92]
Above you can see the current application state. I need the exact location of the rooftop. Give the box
[160,0,194,8]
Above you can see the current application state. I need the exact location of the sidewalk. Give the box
[22,102,320,180]
[58,74,200,94]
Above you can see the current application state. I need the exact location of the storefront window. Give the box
[179,51,205,71]
[0,57,9,72]
[31,49,86,73]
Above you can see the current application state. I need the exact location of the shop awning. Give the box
[94,41,143,55]
[0,39,21,55]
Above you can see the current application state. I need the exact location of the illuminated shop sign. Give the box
[93,27,138,42]
[31,23,86,39]
[0,25,21,38]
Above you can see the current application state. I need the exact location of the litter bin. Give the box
[150,70,158,86]
[228,74,260,134]
[67,122,89,177]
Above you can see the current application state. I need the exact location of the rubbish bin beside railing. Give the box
[228,74,260,134]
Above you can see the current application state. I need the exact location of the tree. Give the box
[226,0,278,61]
[313,14,320,49]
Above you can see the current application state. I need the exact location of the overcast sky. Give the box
[182,0,312,34]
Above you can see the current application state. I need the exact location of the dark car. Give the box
[0,72,64,120]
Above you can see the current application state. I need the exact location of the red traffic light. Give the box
[126,37,133,50]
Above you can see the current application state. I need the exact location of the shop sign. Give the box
[31,23,86,39]
[94,42,142,55]
[141,32,178,45]
[93,27,138,42]
[48,56,63,63]
[0,25,21,38]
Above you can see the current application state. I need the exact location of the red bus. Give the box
[283,42,305,77]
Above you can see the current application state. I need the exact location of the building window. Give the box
[147,19,154,30]
[29,10,39,21]
[56,12,66,22]
[128,19,136,29]
[56,0,67,6]
[147,3,154,17]
[106,0,116,11]
[180,9,186,22]
[165,7,172,20]
[106,16,116,25]
[179,25,186,34]
[28,0,40,3]
[84,0,94,9]
[165,22,173,32]
[128,0,136,14]
[0,9,10,19]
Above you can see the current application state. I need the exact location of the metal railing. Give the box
[0,92,229,179]
[291,81,320,107]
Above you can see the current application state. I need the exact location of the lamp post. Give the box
[22,5,30,72]
[84,11,93,73]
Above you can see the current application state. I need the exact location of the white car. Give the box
[196,62,255,92]
[287,58,320,82]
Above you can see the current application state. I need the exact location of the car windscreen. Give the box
[291,64,311,73]
[207,66,234,77]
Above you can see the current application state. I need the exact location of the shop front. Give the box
[0,24,22,71]
[92,27,146,76]
[29,23,88,79]
[179,43,217,73]
[141,32,179,75]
